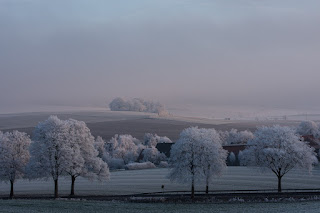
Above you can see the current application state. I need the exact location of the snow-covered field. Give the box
[1,167,320,196]
[1,199,320,213]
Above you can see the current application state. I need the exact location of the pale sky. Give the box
[1,0,320,113]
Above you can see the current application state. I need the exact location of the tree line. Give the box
[0,116,172,199]
[169,124,318,198]
[0,117,318,199]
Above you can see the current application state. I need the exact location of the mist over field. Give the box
[1,0,320,118]
[2,2,320,212]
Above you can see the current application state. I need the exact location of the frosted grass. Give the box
[0,199,320,213]
[1,167,320,196]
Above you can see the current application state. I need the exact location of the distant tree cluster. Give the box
[218,129,254,145]
[296,120,320,138]
[143,133,172,147]
[95,133,168,170]
[109,97,169,116]
[125,162,156,170]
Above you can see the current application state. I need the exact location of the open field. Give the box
[1,167,320,197]
[0,110,315,213]
[0,110,300,141]
[1,167,320,212]
[1,199,320,213]
[0,110,156,130]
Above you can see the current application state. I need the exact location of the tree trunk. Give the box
[277,176,282,193]
[54,179,59,198]
[191,179,195,199]
[9,180,14,199]
[70,176,76,197]
[206,177,209,194]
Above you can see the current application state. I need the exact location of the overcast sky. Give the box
[1,0,320,113]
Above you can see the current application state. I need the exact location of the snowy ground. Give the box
[1,167,320,197]
[1,167,320,212]
[1,199,320,213]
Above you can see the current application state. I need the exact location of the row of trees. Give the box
[29,116,110,198]
[0,116,171,199]
[95,133,171,170]
[217,120,320,146]
[1,117,319,199]
[0,116,111,198]
[168,125,318,197]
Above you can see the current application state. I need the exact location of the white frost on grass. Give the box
[125,162,156,170]
[1,167,320,196]
[2,199,320,213]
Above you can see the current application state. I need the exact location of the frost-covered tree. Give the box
[218,130,229,145]
[109,97,130,111]
[296,120,319,138]
[157,136,172,144]
[94,136,109,161]
[143,133,172,148]
[141,147,166,165]
[109,97,168,115]
[230,129,253,145]
[143,133,158,147]
[228,152,236,166]
[63,119,110,196]
[0,131,31,198]
[241,125,318,192]
[199,128,227,194]
[106,134,143,166]
[168,127,227,198]
[28,115,68,198]
[130,98,147,112]
[238,150,243,165]
[29,117,110,197]
[220,129,254,145]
